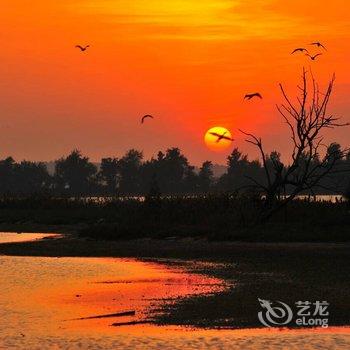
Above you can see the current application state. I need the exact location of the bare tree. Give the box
[240,69,349,222]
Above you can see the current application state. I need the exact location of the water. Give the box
[77,194,346,204]
[0,232,60,244]
[0,233,349,349]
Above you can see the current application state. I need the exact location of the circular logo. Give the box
[258,298,293,327]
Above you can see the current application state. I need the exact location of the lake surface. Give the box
[0,233,349,349]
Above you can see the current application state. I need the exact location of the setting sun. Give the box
[204,126,233,151]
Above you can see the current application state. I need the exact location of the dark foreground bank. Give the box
[0,234,349,329]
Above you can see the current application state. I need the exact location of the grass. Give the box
[0,195,349,242]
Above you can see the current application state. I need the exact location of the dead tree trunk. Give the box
[240,69,349,223]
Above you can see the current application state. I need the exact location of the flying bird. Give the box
[291,48,309,54]
[306,53,322,61]
[141,115,154,124]
[209,131,234,143]
[75,45,90,52]
[244,93,263,100]
[310,42,326,50]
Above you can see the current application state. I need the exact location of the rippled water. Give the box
[0,233,349,349]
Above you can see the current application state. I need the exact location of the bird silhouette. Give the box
[141,115,154,124]
[209,131,234,143]
[291,48,309,54]
[75,45,90,52]
[306,53,322,61]
[244,93,262,100]
[310,42,326,50]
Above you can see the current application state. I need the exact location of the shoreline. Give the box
[1,229,350,330]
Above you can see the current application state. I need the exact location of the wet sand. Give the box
[1,327,350,350]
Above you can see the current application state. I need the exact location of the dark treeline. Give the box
[1,145,350,197]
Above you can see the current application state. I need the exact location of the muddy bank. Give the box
[0,233,349,329]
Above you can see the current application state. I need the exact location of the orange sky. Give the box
[0,0,349,165]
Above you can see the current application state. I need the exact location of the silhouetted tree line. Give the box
[0,145,349,197]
